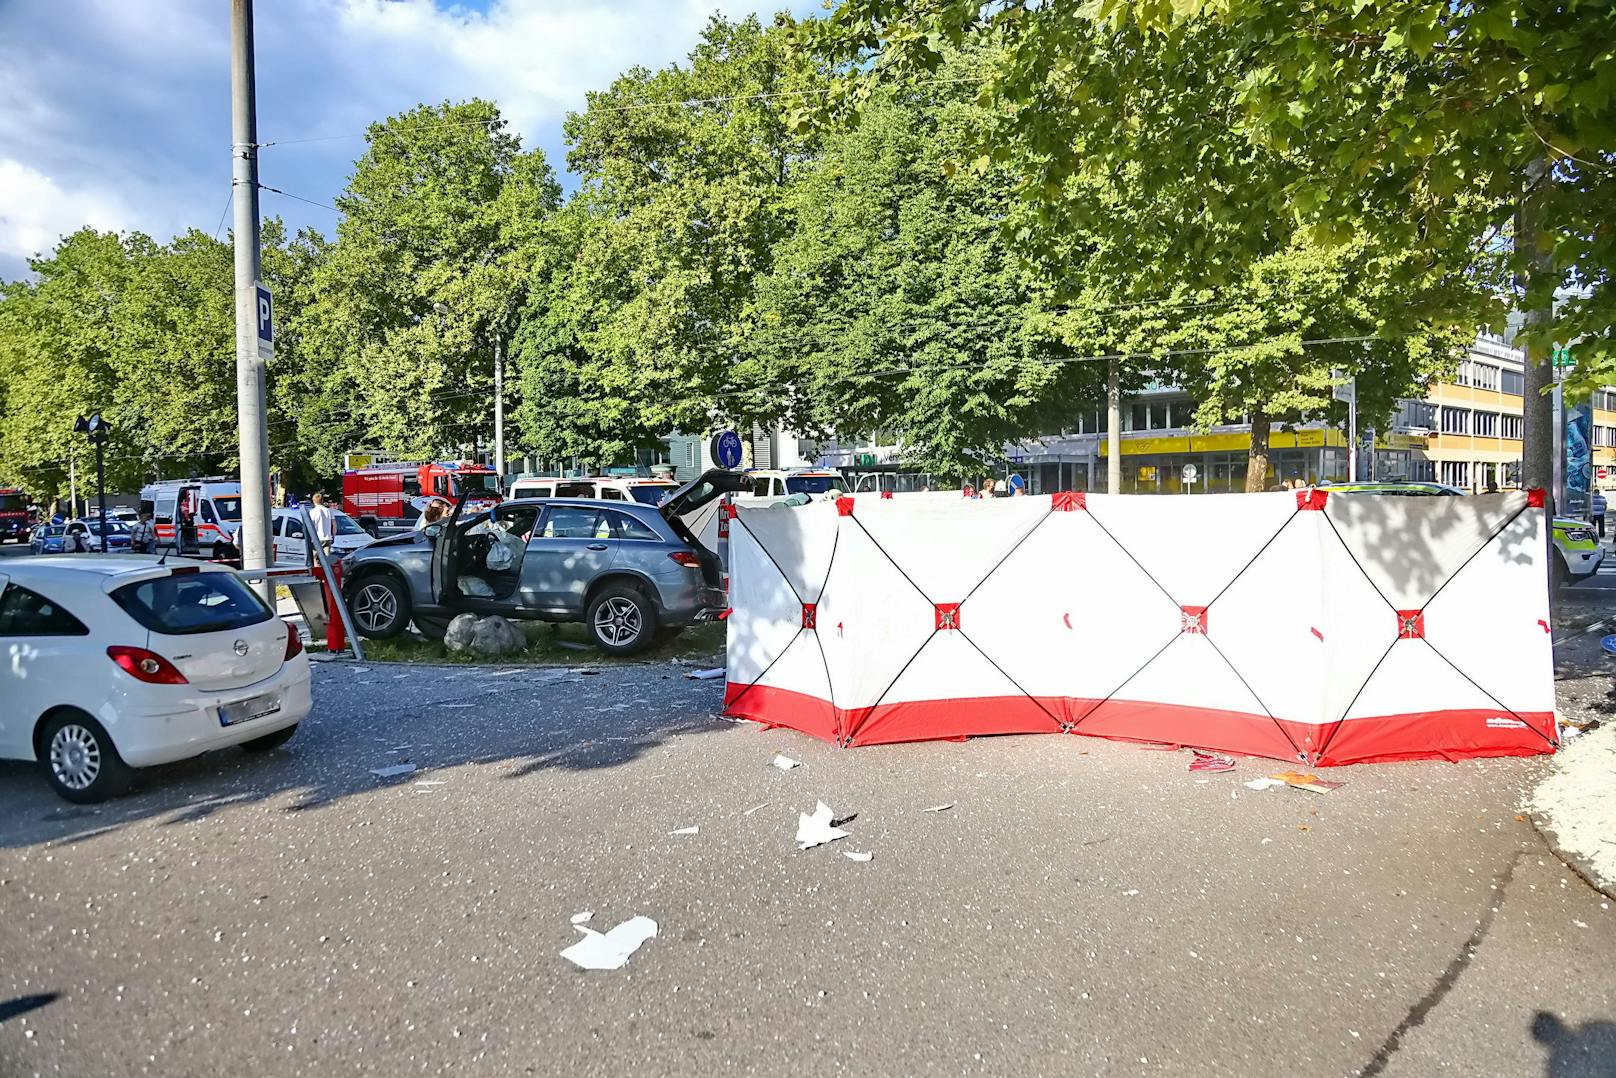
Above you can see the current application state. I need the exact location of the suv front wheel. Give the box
[351,574,411,638]
[586,584,658,655]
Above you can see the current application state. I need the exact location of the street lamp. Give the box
[73,413,112,554]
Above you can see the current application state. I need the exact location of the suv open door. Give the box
[428,491,476,605]
[660,469,749,582]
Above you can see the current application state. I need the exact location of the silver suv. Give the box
[340,470,746,654]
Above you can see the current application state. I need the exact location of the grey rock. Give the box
[469,615,526,657]
[443,613,480,653]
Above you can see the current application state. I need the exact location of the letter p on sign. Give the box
[255,284,274,361]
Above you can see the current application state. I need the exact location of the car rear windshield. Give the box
[786,474,847,495]
[111,572,274,636]
[629,484,676,505]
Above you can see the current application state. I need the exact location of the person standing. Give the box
[307,491,336,556]
[1593,488,1608,541]
[131,511,156,554]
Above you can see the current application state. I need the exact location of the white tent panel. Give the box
[849,495,1051,604]
[961,509,1182,702]
[1324,491,1525,611]
[1085,491,1300,606]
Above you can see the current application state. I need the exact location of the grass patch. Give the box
[353,619,726,667]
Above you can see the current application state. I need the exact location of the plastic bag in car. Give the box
[458,575,495,598]
[485,523,524,571]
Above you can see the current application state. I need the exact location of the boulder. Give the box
[443,612,480,653]
[469,614,526,658]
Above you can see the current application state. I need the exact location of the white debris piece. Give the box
[687,667,726,680]
[369,764,417,778]
[795,801,850,850]
[772,754,802,771]
[560,916,658,971]
[414,780,446,787]
[1243,777,1287,791]
[844,851,874,863]
[922,803,954,813]
[441,702,476,709]
[349,667,371,673]
[742,802,770,816]
[570,911,593,925]
[670,825,699,836]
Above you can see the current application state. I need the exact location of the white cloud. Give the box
[0,0,802,279]
[0,158,135,269]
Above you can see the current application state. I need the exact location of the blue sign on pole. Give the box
[1600,634,1616,656]
[710,431,744,470]
[255,284,274,347]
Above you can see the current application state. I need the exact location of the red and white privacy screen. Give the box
[723,489,1556,766]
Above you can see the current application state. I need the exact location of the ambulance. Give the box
[138,477,243,557]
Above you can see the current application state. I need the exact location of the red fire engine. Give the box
[0,487,31,544]
[342,460,501,529]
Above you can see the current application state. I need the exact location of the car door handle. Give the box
[586,543,608,551]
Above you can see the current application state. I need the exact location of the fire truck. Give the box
[0,487,31,543]
[342,460,501,531]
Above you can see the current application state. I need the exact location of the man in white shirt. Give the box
[307,491,336,555]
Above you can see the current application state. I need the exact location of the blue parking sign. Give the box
[255,285,273,346]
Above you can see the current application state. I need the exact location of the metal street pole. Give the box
[1106,358,1122,494]
[493,335,505,482]
[1347,390,1357,482]
[95,433,107,554]
[231,0,272,596]
[68,448,77,519]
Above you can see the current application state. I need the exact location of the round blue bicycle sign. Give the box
[710,430,744,470]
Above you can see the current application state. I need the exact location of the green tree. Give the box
[735,73,1097,477]
[803,4,1502,488]
[521,15,823,460]
[296,99,560,474]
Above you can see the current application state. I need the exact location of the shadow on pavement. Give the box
[0,665,730,849]
[0,993,60,1024]
[1531,1012,1616,1078]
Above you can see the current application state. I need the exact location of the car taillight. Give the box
[668,551,702,568]
[284,620,304,660]
[107,646,189,685]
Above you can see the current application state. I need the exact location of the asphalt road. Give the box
[2,654,1613,1078]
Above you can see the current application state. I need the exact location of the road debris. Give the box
[1270,770,1344,794]
[844,851,874,863]
[570,911,593,925]
[414,780,446,787]
[1188,751,1235,773]
[795,801,851,850]
[670,825,699,835]
[922,803,954,813]
[1242,777,1288,791]
[556,641,591,652]
[687,667,726,680]
[441,702,476,708]
[742,802,770,816]
[560,915,657,971]
[1188,749,1232,772]
[772,753,802,771]
[369,764,417,779]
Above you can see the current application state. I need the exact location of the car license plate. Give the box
[219,693,281,727]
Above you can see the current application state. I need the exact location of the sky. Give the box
[0,0,809,281]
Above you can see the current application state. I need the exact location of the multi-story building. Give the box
[795,331,1616,496]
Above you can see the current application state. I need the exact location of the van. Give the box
[506,476,680,506]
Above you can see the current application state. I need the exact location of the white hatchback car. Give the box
[0,557,312,802]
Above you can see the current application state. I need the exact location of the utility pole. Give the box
[1106,358,1122,494]
[493,335,505,482]
[231,0,272,593]
[68,448,77,519]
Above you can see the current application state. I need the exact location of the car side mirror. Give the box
[422,523,443,539]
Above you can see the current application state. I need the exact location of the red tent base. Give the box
[722,681,1556,766]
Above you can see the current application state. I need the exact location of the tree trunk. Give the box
[1517,160,1554,505]
[1246,410,1271,493]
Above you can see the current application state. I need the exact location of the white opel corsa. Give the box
[0,556,312,802]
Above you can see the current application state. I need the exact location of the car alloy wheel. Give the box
[354,581,399,633]
[49,723,102,791]
[593,595,643,647]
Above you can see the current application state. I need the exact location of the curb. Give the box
[1529,811,1616,902]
